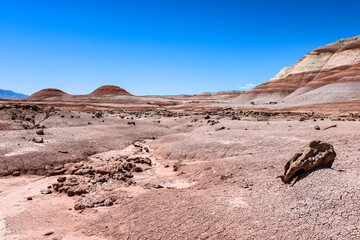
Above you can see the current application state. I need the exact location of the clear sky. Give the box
[1,0,360,96]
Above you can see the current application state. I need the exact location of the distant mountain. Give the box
[0,89,28,99]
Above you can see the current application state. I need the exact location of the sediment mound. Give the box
[235,35,360,106]
[89,85,132,97]
[28,88,68,100]
[27,85,132,101]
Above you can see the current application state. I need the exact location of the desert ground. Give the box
[1,93,360,240]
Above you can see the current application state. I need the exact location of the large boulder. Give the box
[278,140,336,184]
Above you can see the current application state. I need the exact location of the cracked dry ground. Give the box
[1,110,360,239]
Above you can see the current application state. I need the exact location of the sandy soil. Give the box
[1,99,360,239]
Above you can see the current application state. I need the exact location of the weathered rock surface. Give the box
[74,193,115,210]
[278,140,336,184]
[32,137,44,143]
[48,140,153,210]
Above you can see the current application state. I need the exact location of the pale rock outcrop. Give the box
[235,35,360,106]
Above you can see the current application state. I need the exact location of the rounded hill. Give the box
[28,88,68,100]
[89,85,132,97]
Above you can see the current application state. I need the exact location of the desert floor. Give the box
[1,102,360,239]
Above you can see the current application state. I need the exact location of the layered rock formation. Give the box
[28,85,132,100]
[89,85,132,97]
[28,88,69,100]
[235,35,360,106]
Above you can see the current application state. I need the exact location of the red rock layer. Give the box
[28,88,68,100]
[235,36,360,105]
[89,85,132,97]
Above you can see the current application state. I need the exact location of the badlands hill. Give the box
[28,85,132,101]
[235,35,360,106]
[28,88,69,100]
[89,85,132,97]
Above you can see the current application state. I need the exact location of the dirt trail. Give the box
[0,176,56,239]
[0,174,112,239]
[0,140,196,239]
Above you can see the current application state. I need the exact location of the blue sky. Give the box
[1,0,360,96]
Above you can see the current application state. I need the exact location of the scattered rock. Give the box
[82,168,95,175]
[314,125,321,130]
[95,167,110,175]
[67,186,88,197]
[241,182,253,189]
[12,171,21,176]
[32,137,44,143]
[58,150,69,154]
[95,111,103,118]
[124,172,133,178]
[127,156,152,165]
[44,231,54,236]
[40,189,52,194]
[215,126,225,131]
[133,166,143,172]
[74,169,84,175]
[220,174,233,180]
[208,120,219,125]
[173,161,182,172]
[57,176,66,182]
[69,176,78,183]
[74,194,115,210]
[324,124,337,130]
[36,129,44,135]
[74,162,83,169]
[48,169,66,176]
[278,140,336,184]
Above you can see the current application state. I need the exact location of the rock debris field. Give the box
[1,101,360,240]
